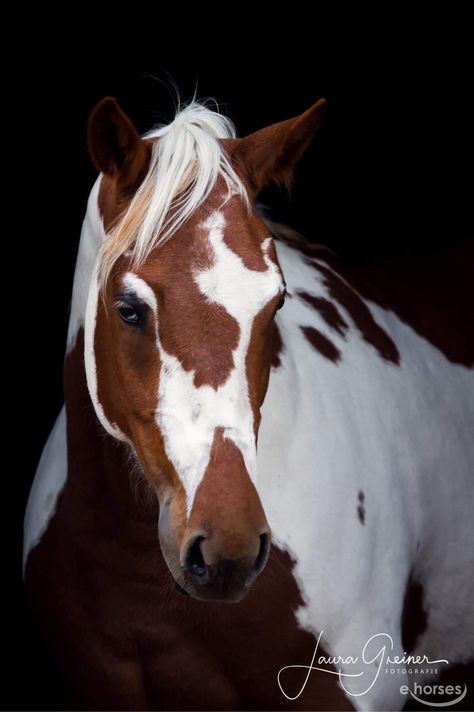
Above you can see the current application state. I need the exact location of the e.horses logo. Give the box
[401,682,467,707]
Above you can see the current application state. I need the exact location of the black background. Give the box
[7,24,474,710]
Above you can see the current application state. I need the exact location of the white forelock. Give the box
[99,101,249,287]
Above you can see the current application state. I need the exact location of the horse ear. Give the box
[233,98,327,194]
[88,97,150,191]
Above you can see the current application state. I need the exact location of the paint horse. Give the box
[24,97,474,711]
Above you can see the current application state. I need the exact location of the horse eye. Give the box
[116,300,140,325]
[276,288,287,311]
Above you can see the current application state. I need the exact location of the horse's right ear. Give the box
[88,97,150,192]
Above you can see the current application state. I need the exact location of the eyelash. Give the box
[116,299,141,325]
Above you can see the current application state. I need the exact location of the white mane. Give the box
[99,101,249,286]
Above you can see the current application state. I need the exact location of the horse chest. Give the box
[27,493,349,710]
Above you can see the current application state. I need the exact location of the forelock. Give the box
[98,101,250,289]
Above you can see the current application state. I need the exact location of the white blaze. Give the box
[124,210,282,513]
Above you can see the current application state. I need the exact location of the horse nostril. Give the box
[184,535,207,579]
[255,532,271,574]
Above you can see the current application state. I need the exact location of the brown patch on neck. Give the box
[357,490,366,525]
[300,325,341,363]
[287,236,473,367]
[402,575,428,652]
[313,262,401,364]
[297,290,348,336]
[272,321,285,368]
[283,230,473,366]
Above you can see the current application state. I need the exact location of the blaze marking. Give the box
[124,210,282,514]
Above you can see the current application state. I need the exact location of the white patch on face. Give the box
[123,210,282,513]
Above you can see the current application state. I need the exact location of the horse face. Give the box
[86,97,325,600]
[93,193,283,600]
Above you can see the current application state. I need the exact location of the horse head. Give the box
[85,96,326,601]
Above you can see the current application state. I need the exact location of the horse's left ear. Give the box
[233,98,327,194]
[88,97,150,192]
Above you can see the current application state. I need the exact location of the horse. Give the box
[24,95,474,711]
